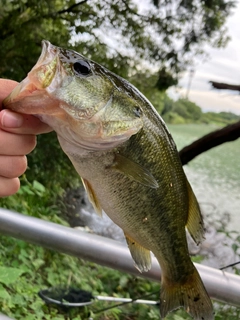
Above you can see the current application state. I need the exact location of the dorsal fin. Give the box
[186,179,205,245]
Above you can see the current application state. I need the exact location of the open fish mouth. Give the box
[3,40,60,110]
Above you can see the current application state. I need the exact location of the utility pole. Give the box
[186,68,195,99]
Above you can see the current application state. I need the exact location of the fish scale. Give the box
[4,40,214,320]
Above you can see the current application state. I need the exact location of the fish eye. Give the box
[133,106,142,118]
[73,60,91,76]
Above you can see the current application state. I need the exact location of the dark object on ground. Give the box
[39,287,93,307]
[38,287,159,308]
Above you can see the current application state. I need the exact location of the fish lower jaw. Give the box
[3,77,47,110]
[3,82,34,108]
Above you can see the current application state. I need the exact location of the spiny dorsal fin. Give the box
[125,233,151,272]
[186,179,205,245]
[111,153,159,189]
[81,178,102,217]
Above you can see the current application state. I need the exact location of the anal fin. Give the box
[186,180,205,245]
[81,178,102,217]
[125,233,151,272]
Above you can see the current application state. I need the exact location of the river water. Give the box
[169,124,240,233]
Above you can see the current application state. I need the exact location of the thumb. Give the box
[0,79,19,109]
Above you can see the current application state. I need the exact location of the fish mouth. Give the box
[37,40,57,69]
[3,40,60,112]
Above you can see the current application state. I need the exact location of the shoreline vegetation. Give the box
[129,73,240,126]
[162,97,240,126]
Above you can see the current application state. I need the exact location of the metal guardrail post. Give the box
[0,208,240,307]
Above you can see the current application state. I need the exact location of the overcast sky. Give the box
[168,0,240,115]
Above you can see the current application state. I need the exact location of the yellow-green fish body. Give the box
[4,40,214,320]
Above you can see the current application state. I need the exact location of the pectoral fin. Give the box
[186,180,205,245]
[125,233,151,272]
[81,178,102,217]
[111,154,159,189]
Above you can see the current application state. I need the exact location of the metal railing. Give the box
[0,314,15,320]
[0,208,240,308]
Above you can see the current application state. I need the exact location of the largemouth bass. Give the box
[4,40,214,319]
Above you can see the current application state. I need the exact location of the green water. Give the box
[168,124,240,232]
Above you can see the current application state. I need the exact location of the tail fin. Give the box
[160,267,214,320]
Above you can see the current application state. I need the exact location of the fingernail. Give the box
[1,110,24,128]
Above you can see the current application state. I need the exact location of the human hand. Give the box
[0,79,52,197]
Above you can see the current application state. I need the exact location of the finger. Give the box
[0,155,27,178]
[0,177,20,197]
[0,129,36,155]
[0,110,52,135]
[0,79,19,109]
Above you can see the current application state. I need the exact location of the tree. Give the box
[0,0,235,86]
[179,120,240,165]
[179,78,240,164]
[1,0,238,168]
[210,81,240,92]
